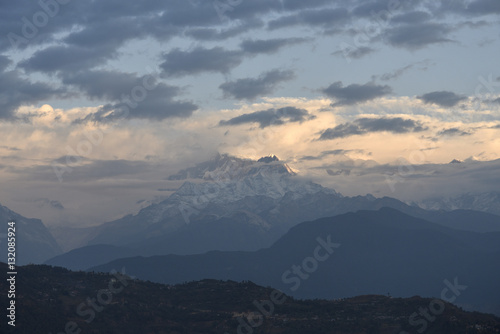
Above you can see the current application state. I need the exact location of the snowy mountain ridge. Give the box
[413,191,500,216]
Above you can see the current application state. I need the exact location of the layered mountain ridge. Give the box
[46,154,500,272]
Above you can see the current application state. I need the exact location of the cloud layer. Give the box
[318,117,428,140]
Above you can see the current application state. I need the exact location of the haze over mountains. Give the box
[2,154,499,265]
[42,154,500,269]
[91,208,500,316]
[2,154,500,316]
[0,203,61,265]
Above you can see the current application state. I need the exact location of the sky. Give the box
[0,0,499,227]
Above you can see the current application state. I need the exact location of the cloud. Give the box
[184,19,264,41]
[374,60,432,81]
[61,70,157,101]
[160,46,244,77]
[268,8,350,30]
[19,45,117,74]
[384,23,453,49]
[0,146,20,152]
[75,90,198,122]
[44,159,160,183]
[219,69,295,100]
[0,55,11,72]
[438,128,472,136]
[280,0,331,11]
[0,69,66,119]
[390,11,432,24]
[418,91,468,107]
[63,18,151,49]
[301,149,366,161]
[240,37,307,54]
[322,82,392,106]
[466,0,500,15]
[60,70,198,121]
[318,117,427,140]
[332,46,376,60]
[219,106,315,128]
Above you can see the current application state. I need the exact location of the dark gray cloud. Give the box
[200,0,281,23]
[390,11,432,24]
[0,56,11,72]
[0,68,66,119]
[351,1,402,18]
[418,91,468,107]
[65,70,198,122]
[63,17,163,49]
[184,19,264,41]
[240,37,307,54]
[301,149,366,161]
[61,70,158,101]
[332,46,376,60]
[437,128,472,136]
[219,106,315,128]
[219,69,295,100]
[379,64,414,81]
[323,82,392,106]
[75,90,198,123]
[467,0,500,15]
[160,47,244,77]
[268,8,350,30]
[0,1,84,52]
[318,117,427,140]
[281,0,331,11]
[19,45,117,74]
[384,23,453,49]
[374,60,432,81]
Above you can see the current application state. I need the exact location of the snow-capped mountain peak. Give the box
[129,154,340,225]
[170,154,332,205]
[168,153,296,182]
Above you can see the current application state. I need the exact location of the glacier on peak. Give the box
[168,153,338,210]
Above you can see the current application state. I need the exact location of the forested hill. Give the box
[1,263,499,334]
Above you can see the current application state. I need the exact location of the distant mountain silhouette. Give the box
[48,154,499,267]
[91,208,500,316]
[0,203,61,264]
[2,262,499,333]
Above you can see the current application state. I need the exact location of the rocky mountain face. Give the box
[0,203,62,264]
